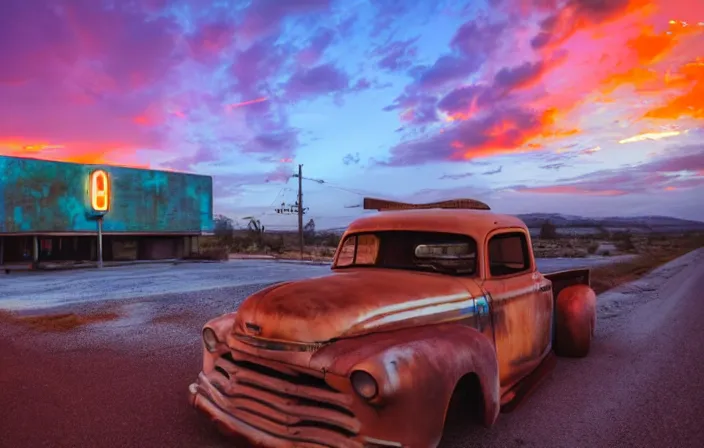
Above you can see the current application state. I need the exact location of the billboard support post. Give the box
[97,217,104,269]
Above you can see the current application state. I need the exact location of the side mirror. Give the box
[414,243,475,260]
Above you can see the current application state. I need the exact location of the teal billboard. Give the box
[0,156,213,234]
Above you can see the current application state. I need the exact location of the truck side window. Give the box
[336,234,380,267]
[337,236,356,267]
[488,232,531,277]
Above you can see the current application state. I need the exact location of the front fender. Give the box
[201,312,237,373]
[311,324,500,446]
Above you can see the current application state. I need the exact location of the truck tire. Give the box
[553,284,596,358]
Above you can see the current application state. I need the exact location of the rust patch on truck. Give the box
[188,202,597,447]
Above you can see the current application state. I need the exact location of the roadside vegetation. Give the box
[197,216,704,295]
[589,233,704,294]
[193,215,341,262]
[201,216,703,262]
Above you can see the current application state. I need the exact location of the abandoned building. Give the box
[0,155,213,269]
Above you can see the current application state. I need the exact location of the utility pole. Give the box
[297,164,304,259]
[276,165,309,259]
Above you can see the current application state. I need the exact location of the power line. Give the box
[294,175,387,197]
[258,169,388,235]
[268,187,286,206]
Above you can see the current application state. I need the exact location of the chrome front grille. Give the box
[208,349,362,448]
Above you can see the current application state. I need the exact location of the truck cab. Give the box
[188,198,597,448]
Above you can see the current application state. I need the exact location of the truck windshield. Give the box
[333,231,477,276]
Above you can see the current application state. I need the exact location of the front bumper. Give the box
[189,375,296,447]
[189,369,365,448]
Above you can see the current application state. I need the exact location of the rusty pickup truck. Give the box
[188,198,597,448]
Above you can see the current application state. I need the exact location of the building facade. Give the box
[0,155,213,269]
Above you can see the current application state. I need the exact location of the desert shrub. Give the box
[539,221,558,239]
[318,233,342,248]
[303,219,316,245]
[319,246,335,257]
[263,235,286,254]
[587,242,599,254]
[213,215,235,247]
[184,248,229,261]
[613,231,636,251]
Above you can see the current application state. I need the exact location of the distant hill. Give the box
[317,213,704,235]
[516,213,704,235]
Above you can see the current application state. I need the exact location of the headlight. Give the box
[351,370,378,400]
[202,327,219,352]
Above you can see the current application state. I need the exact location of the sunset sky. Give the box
[1,0,702,229]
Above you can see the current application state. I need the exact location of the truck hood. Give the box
[233,268,475,343]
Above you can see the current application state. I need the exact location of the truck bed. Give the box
[544,268,591,300]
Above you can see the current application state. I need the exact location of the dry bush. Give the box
[590,235,703,294]
[591,255,672,294]
[532,238,589,258]
[183,247,229,261]
[278,245,335,261]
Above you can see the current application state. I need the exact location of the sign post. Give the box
[97,217,104,269]
[89,169,110,269]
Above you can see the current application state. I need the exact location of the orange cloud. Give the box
[601,68,659,94]
[452,108,580,161]
[0,138,148,168]
[645,59,703,120]
[628,26,678,65]
[594,20,703,120]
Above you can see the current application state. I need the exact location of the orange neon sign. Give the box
[90,170,110,212]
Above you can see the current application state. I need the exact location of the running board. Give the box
[500,352,557,413]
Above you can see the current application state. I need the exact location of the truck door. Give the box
[481,229,552,393]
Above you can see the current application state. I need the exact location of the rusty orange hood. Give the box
[232,268,476,343]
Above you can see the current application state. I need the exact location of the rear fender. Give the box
[554,284,597,357]
[310,324,500,445]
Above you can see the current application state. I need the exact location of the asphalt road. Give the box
[0,256,633,311]
[0,250,701,448]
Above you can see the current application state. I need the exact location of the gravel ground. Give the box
[0,251,701,448]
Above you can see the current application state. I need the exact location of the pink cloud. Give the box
[373,38,419,72]
[530,0,642,50]
[284,63,350,100]
[513,144,704,195]
[243,130,300,160]
[450,21,507,58]
[187,22,237,63]
[297,28,335,67]
[239,0,332,41]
